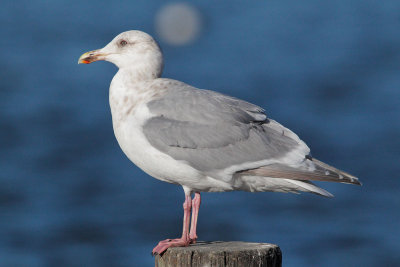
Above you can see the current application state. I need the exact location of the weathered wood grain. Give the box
[155,241,282,267]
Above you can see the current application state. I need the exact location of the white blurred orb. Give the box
[155,3,203,46]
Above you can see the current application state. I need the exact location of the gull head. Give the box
[78,30,164,78]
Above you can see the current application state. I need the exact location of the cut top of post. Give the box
[155,241,282,267]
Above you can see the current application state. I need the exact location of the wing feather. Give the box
[143,80,307,175]
[237,157,361,185]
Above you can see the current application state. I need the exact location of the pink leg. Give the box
[152,194,192,255]
[189,192,201,243]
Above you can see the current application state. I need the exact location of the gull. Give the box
[78,30,361,255]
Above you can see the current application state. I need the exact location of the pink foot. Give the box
[189,233,198,244]
[152,237,190,255]
[152,194,197,255]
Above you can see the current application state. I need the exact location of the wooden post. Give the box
[155,241,282,267]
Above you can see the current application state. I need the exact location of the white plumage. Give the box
[78,30,360,255]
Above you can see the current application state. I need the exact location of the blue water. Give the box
[1,1,399,266]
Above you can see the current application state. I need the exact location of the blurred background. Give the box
[1,0,399,266]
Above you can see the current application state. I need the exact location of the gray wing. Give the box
[143,79,308,177]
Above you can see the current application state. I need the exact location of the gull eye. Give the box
[120,40,128,46]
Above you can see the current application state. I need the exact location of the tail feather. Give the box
[237,176,334,197]
[284,179,334,198]
[235,157,361,197]
[238,158,361,186]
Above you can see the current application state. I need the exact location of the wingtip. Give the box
[311,158,362,186]
[346,175,362,186]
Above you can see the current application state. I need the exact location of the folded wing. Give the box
[143,79,360,195]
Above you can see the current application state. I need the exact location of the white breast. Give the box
[109,73,206,188]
